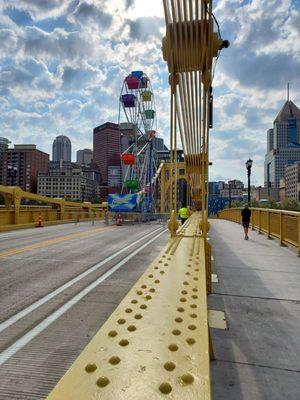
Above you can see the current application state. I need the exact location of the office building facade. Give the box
[264,100,300,188]
[37,162,98,201]
[52,135,72,162]
[2,145,49,193]
[93,122,120,186]
[77,148,93,165]
[0,137,11,185]
[284,162,300,201]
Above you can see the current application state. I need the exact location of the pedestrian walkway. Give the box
[209,219,300,400]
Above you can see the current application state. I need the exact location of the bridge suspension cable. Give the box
[162,0,228,235]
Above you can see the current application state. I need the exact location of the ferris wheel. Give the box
[118,70,158,212]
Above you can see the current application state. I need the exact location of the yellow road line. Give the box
[0,226,115,260]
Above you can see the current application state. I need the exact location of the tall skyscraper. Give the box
[264,100,300,188]
[76,148,93,165]
[52,135,71,162]
[93,122,120,186]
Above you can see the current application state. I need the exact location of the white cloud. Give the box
[1,0,300,185]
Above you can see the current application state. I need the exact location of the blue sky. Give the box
[0,0,300,186]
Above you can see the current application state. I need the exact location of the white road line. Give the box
[0,226,163,334]
[0,229,166,366]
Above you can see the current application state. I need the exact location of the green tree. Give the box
[281,199,300,211]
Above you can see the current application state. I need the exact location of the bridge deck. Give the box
[209,219,300,400]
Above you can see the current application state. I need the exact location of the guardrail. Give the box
[219,208,300,255]
[47,212,213,399]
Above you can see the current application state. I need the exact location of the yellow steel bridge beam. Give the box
[47,212,212,399]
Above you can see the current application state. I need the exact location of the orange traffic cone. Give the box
[116,212,123,226]
[37,211,44,228]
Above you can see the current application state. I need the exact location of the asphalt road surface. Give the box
[0,220,169,399]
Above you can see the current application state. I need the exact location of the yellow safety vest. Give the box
[179,207,188,219]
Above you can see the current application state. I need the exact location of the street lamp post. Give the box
[245,158,253,204]
[81,183,86,203]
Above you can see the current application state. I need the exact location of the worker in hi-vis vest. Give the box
[178,205,188,225]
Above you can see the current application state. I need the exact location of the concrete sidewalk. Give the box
[209,219,300,400]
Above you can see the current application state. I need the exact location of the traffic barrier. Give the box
[46,212,213,399]
[116,212,123,226]
[219,207,300,256]
[36,211,43,228]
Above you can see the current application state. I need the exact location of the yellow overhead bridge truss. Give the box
[47,1,228,398]
[0,185,106,230]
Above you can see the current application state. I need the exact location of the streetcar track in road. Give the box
[0,226,164,335]
[0,228,167,366]
[0,226,115,259]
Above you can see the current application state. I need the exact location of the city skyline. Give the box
[0,0,300,186]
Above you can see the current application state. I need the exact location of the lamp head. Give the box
[245,158,253,169]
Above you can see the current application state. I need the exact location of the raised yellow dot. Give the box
[85,363,97,373]
[186,337,196,345]
[168,344,178,352]
[117,318,126,325]
[164,362,176,371]
[119,339,129,347]
[109,356,120,365]
[181,373,194,385]
[158,381,172,394]
[127,325,136,332]
[108,330,117,337]
[96,376,110,388]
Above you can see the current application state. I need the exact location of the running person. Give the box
[241,204,251,240]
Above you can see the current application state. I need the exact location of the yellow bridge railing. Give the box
[219,208,300,256]
[0,185,107,231]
